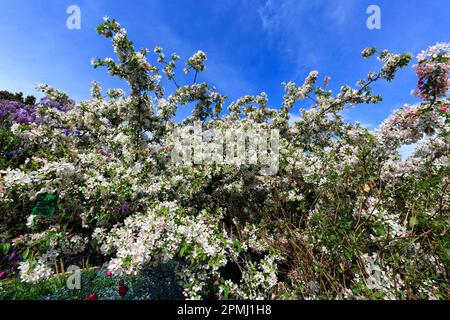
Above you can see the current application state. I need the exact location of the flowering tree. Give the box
[0,18,448,300]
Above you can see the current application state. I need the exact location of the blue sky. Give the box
[0,0,449,127]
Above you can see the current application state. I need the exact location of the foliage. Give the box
[0,90,36,106]
[0,18,448,300]
[0,264,182,300]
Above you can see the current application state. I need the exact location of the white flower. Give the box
[26,215,36,228]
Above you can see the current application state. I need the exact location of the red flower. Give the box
[441,105,447,112]
[86,292,98,300]
[106,270,113,277]
[119,284,128,297]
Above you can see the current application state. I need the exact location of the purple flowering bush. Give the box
[0,18,448,300]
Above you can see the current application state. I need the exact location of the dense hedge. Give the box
[0,18,448,300]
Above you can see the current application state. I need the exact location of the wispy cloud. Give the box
[257,0,355,79]
[258,0,352,35]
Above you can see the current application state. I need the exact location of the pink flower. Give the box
[86,292,98,300]
[0,271,7,280]
[441,105,447,112]
[106,270,113,277]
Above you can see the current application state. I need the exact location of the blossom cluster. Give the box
[414,42,450,101]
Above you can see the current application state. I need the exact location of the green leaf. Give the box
[179,245,187,258]
[233,239,242,253]
[409,216,417,228]
[22,248,30,260]
[0,243,10,255]
[224,285,230,298]
[373,291,383,299]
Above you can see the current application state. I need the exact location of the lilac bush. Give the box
[0,100,37,125]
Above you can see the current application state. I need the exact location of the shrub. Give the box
[0,18,448,300]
